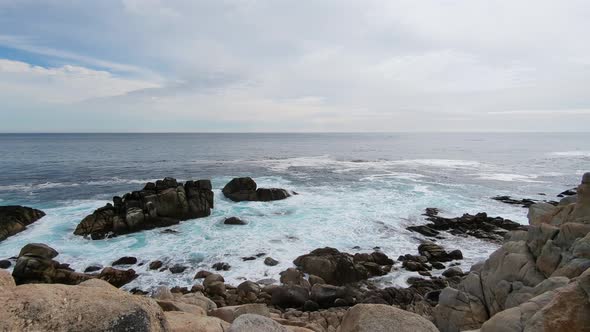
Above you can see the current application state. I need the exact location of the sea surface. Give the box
[0,133,588,290]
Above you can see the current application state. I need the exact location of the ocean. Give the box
[0,133,588,290]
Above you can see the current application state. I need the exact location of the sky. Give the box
[0,0,589,132]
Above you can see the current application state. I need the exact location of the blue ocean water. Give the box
[0,133,588,289]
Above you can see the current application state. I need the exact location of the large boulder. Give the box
[209,304,270,323]
[0,206,45,241]
[74,177,213,239]
[338,304,438,332]
[228,314,289,332]
[0,277,169,331]
[293,248,392,285]
[165,311,229,332]
[222,177,291,202]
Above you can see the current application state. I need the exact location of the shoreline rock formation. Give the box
[433,172,590,332]
[74,177,214,239]
[222,177,292,202]
[0,205,45,241]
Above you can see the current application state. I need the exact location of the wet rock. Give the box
[492,196,556,208]
[311,284,349,308]
[0,206,46,242]
[264,257,279,266]
[98,267,138,287]
[242,256,256,261]
[0,260,11,269]
[74,178,213,239]
[149,260,163,270]
[112,256,137,266]
[84,265,102,273]
[213,262,231,271]
[224,217,248,225]
[203,274,225,288]
[169,264,187,274]
[194,270,212,279]
[222,177,291,202]
[271,285,310,308]
[442,267,464,278]
[407,225,440,237]
[303,300,320,312]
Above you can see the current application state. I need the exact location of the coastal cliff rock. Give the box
[0,272,169,332]
[0,205,45,241]
[338,304,439,332]
[12,243,137,287]
[74,177,214,239]
[222,177,292,202]
[433,172,590,332]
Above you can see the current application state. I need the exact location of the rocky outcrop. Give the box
[408,208,527,243]
[492,196,558,208]
[433,172,590,332]
[293,248,393,286]
[222,177,292,202]
[0,205,45,241]
[0,272,169,331]
[338,304,439,332]
[12,243,137,287]
[74,177,214,239]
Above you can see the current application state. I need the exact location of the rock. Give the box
[224,217,248,225]
[280,268,310,289]
[492,196,554,208]
[165,311,229,332]
[303,300,320,312]
[156,300,206,315]
[528,203,559,225]
[265,257,279,266]
[271,285,310,308]
[177,292,217,311]
[338,304,439,332]
[195,270,212,279]
[112,256,137,266]
[0,279,168,331]
[442,267,464,278]
[209,304,270,323]
[0,206,45,241]
[308,275,325,286]
[238,281,261,295]
[311,284,348,308]
[19,243,58,259]
[98,267,138,287]
[153,286,174,300]
[149,260,163,270]
[74,178,213,239]
[213,262,231,271]
[169,264,187,274]
[410,209,527,244]
[84,265,102,273]
[407,225,440,237]
[228,314,289,332]
[204,273,225,288]
[558,188,577,197]
[222,177,291,202]
[0,270,15,288]
[206,281,226,296]
[294,247,392,285]
[0,260,11,269]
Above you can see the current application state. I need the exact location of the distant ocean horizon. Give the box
[1,132,588,290]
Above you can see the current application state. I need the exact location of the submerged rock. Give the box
[222,177,292,202]
[74,177,213,239]
[0,206,45,242]
[224,217,248,225]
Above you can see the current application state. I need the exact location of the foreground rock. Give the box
[408,208,527,243]
[12,243,137,287]
[293,248,393,285]
[74,177,214,239]
[434,172,590,332]
[0,271,169,331]
[0,206,45,241]
[338,304,438,332]
[223,177,292,202]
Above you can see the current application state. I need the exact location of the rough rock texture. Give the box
[0,275,169,332]
[165,311,229,332]
[337,304,438,332]
[74,177,213,239]
[408,208,527,243]
[434,172,590,332]
[492,196,557,208]
[12,243,137,287]
[209,304,270,323]
[229,314,289,332]
[0,206,45,241]
[293,248,393,285]
[222,177,291,202]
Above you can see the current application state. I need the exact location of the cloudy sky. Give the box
[0,0,589,132]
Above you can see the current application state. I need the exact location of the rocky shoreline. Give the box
[0,173,589,331]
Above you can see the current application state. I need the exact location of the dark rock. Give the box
[407,225,440,237]
[112,256,137,266]
[431,262,445,270]
[237,281,261,297]
[161,229,179,234]
[169,265,187,274]
[279,268,310,289]
[0,206,46,241]
[170,286,190,294]
[224,217,247,225]
[98,267,138,287]
[311,284,348,308]
[448,249,463,260]
[84,265,102,273]
[0,259,11,269]
[190,284,204,293]
[149,260,163,270]
[442,267,464,278]
[203,274,224,288]
[19,243,58,259]
[308,275,326,286]
[205,281,226,296]
[271,285,310,308]
[212,262,231,271]
[222,177,291,202]
[557,188,577,197]
[130,288,149,295]
[264,257,279,266]
[242,256,256,261]
[194,270,212,279]
[303,300,320,312]
[491,196,541,208]
[73,177,214,239]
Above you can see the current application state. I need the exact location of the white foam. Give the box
[475,173,545,183]
[0,182,80,191]
[548,151,590,157]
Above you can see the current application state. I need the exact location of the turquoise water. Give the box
[0,133,588,289]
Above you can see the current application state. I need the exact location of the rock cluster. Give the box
[74,177,214,239]
[407,208,527,243]
[434,172,590,332]
[398,242,463,274]
[0,205,45,241]
[222,177,292,202]
[492,195,557,208]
